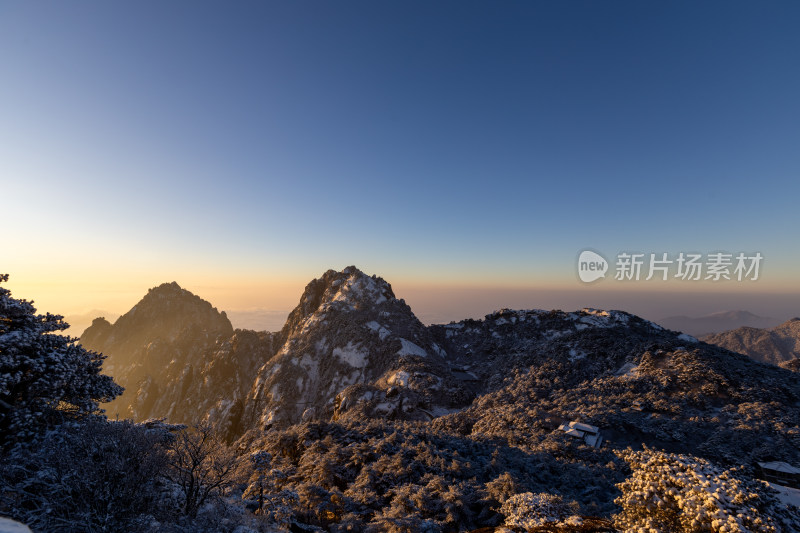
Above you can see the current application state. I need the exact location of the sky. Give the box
[2,1,799,331]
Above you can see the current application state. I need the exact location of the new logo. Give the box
[578,250,608,283]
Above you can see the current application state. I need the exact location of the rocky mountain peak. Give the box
[327,266,395,308]
[299,266,394,313]
[148,280,183,293]
[109,281,232,340]
[137,281,223,314]
[277,266,398,343]
[80,317,114,350]
[90,316,112,327]
[244,267,453,429]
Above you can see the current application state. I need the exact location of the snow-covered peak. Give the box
[288,267,396,327]
[328,268,392,310]
[244,267,454,429]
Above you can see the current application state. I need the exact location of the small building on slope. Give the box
[557,420,603,448]
[757,461,800,488]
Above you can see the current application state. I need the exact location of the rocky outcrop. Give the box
[242,266,460,429]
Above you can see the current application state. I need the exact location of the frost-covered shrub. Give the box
[238,419,626,531]
[485,472,521,506]
[377,475,474,530]
[363,515,440,533]
[614,447,800,532]
[0,418,169,532]
[499,492,580,529]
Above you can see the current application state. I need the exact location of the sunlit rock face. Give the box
[81,281,239,423]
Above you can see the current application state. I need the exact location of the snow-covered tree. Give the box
[0,274,122,444]
[164,422,239,517]
[614,447,799,532]
[243,450,298,529]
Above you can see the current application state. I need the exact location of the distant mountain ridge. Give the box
[657,310,780,337]
[223,308,289,332]
[64,309,120,336]
[703,318,800,366]
[81,266,800,463]
[81,269,687,436]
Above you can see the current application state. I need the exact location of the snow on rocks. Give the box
[568,348,587,362]
[365,320,391,340]
[333,342,368,368]
[330,268,391,310]
[397,338,427,357]
[615,362,639,378]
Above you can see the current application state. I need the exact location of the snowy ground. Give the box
[769,483,800,508]
[0,517,31,533]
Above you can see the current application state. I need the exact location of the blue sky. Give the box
[2,2,799,323]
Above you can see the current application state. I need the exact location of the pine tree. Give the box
[0,274,122,445]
